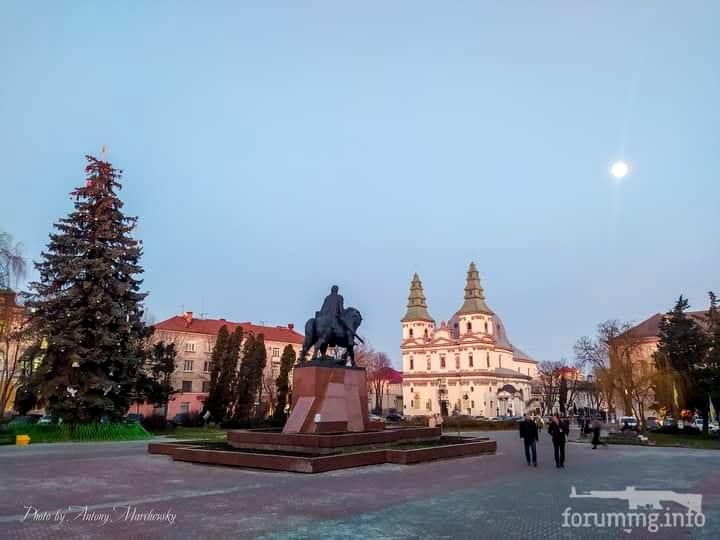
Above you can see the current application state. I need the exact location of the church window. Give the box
[471,400,475,408]
[470,387,474,392]
[486,352,490,368]
[466,322,472,332]
[423,328,428,339]
[426,357,431,371]
[469,353,473,367]
[455,355,460,369]
[484,321,488,333]
[499,356,502,368]
[409,328,413,338]
[409,356,414,370]
[426,400,432,411]
[440,356,446,368]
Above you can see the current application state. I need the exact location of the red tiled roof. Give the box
[624,311,708,340]
[154,315,304,344]
[376,367,403,384]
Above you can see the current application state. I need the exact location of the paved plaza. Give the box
[1,429,719,539]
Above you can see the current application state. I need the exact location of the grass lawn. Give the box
[647,432,720,450]
[1,423,152,444]
[153,426,228,440]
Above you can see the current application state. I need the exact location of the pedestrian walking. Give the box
[548,415,567,468]
[591,417,602,449]
[519,413,538,466]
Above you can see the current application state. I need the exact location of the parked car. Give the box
[125,413,144,424]
[646,417,661,431]
[663,417,677,428]
[619,416,638,431]
[691,418,719,433]
[368,414,385,423]
[385,413,403,422]
[171,413,189,426]
[7,414,41,426]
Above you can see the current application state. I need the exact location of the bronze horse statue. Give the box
[299,307,363,366]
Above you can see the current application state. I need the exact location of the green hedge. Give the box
[402,417,519,430]
[1,423,152,444]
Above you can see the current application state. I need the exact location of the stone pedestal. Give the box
[282,364,374,434]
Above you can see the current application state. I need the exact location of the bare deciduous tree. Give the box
[0,294,29,415]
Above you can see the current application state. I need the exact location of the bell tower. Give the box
[401,273,435,341]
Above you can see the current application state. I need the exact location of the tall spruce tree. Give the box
[26,156,147,423]
[653,296,709,420]
[702,292,720,428]
[272,344,296,424]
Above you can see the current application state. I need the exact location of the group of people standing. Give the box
[518,414,574,468]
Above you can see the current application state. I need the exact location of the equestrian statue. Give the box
[299,285,364,366]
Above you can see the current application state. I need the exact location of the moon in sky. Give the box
[610,160,629,180]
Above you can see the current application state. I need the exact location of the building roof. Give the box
[624,311,708,340]
[376,366,403,384]
[511,345,538,364]
[402,273,434,322]
[154,313,304,344]
[456,262,493,315]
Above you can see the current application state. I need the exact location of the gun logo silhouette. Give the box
[570,486,702,514]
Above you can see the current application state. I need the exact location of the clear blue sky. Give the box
[2,2,719,367]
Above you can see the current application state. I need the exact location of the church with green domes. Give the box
[401,263,539,417]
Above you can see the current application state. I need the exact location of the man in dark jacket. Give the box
[548,415,567,468]
[519,413,538,466]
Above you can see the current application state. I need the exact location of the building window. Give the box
[455,355,460,369]
[410,356,414,370]
[181,380,192,393]
[185,342,196,353]
[470,387,474,392]
[440,356,446,368]
[471,400,475,408]
[484,322,488,333]
[426,357,431,371]
[203,361,211,373]
[180,402,190,413]
[423,328,428,339]
[469,353,473,367]
[409,328,414,338]
[486,352,490,368]
[272,348,280,357]
[201,381,210,393]
[466,322,472,332]
[426,400,432,411]
[183,359,193,372]
[499,356,502,368]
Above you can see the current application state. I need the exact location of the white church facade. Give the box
[401,263,539,418]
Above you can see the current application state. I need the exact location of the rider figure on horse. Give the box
[318,285,345,337]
